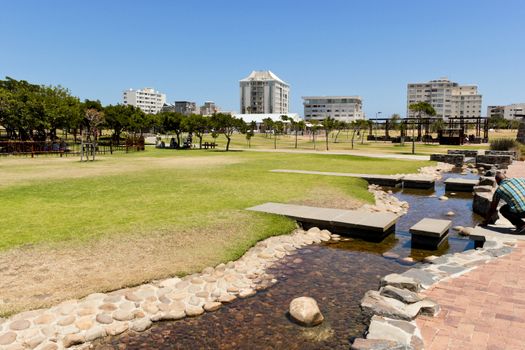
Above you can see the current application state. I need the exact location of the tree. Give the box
[210,113,242,151]
[183,114,209,149]
[273,120,284,149]
[408,102,436,154]
[159,111,186,147]
[322,117,337,150]
[262,117,274,138]
[310,121,321,150]
[333,120,347,143]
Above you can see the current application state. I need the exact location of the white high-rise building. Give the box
[487,103,525,120]
[239,71,289,114]
[123,88,166,114]
[302,96,364,122]
[407,78,482,119]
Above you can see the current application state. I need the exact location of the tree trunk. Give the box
[351,129,357,149]
[198,135,203,149]
[226,135,231,151]
[325,130,329,150]
[274,134,277,149]
[295,130,298,149]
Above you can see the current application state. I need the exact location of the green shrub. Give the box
[490,138,518,151]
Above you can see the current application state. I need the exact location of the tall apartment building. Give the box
[200,101,219,115]
[302,96,364,122]
[487,103,525,119]
[240,71,289,114]
[406,78,482,119]
[122,88,166,114]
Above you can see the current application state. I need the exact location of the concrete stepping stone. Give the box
[444,177,479,192]
[410,218,451,249]
[402,175,435,189]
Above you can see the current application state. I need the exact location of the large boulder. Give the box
[289,297,324,326]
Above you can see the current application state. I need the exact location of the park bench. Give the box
[203,142,218,149]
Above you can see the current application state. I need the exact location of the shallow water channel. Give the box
[94,171,482,350]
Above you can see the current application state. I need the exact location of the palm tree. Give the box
[408,102,436,154]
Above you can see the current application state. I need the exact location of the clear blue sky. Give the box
[1,0,524,117]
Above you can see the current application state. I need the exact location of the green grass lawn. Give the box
[0,149,429,252]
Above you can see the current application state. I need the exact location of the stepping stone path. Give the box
[0,227,340,349]
[444,177,479,192]
[410,218,451,250]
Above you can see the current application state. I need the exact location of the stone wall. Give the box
[430,154,464,166]
[475,155,512,168]
[447,150,478,157]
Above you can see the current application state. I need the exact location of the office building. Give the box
[200,101,219,115]
[487,103,525,119]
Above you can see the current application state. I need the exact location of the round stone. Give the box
[460,227,474,236]
[124,292,142,302]
[439,195,449,200]
[453,226,464,231]
[218,294,236,303]
[185,305,204,317]
[0,332,17,345]
[34,314,55,325]
[191,277,205,285]
[239,289,256,298]
[382,252,400,259]
[113,309,135,321]
[9,319,30,331]
[175,281,190,289]
[203,301,222,312]
[39,343,58,350]
[289,297,324,327]
[96,313,113,324]
[99,303,117,312]
[57,315,75,326]
[77,307,96,316]
[446,211,455,216]
[75,317,93,330]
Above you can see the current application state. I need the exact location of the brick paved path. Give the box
[416,161,525,349]
[416,242,525,350]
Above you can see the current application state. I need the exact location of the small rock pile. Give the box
[364,185,409,215]
[417,162,455,180]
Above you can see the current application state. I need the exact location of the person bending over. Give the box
[481,172,525,233]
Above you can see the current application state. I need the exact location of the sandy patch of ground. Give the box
[0,154,242,188]
[0,211,256,316]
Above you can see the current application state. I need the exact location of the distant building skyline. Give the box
[487,103,525,120]
[407,78,482,120]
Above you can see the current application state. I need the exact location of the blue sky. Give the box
[1,0,524,117]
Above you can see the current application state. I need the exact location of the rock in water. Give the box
[289,297,324,327]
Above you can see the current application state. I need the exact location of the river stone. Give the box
[218,294,236,303]
[96,313,113,324]
[382,252,400,259]
[124,291,142,302]
[113,309,135,321]
[446,211,455,216]
[289,297,324,327]
[0,332,17,345]
[439,195,448,201]
[351,338,405,350]
[62,333,85,348]
[24,334,46,349]
[406,298,440,317]
[239,289,256,298]
[9,319,30,331]
[131,318,152,332]
[380,274,421,292]
[75,317,93,330]
[159,295,171,304]
[380,285,423,304]
[175,281,190,289]
[204,301,222,312]
[459,227,474,236]
[452,225,464,231]
[105,322,129,336]
[185,305,204,317]
[57,315,75,327]
[77,307,96,316]
[34,314,55,325]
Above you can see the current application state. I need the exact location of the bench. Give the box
[203,142,218,149]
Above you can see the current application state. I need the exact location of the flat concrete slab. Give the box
[444,178,479,192]
[271,169,403,187]
[402,175,435,189]
[247,202,398,240]
[410,218,452,238]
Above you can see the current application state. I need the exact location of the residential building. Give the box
[406,78,482,119]
[302,96,364,122]
[174,101,198,115]
[239,71,289,114]
[122,87,166,114]
[487,103,525,120]
[200,101,219,115]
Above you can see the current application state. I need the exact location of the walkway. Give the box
[231,147,431,161]
[415,160,525,350]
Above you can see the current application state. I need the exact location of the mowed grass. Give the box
[1,149,427,253]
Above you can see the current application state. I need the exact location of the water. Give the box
[94,172,482,350]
